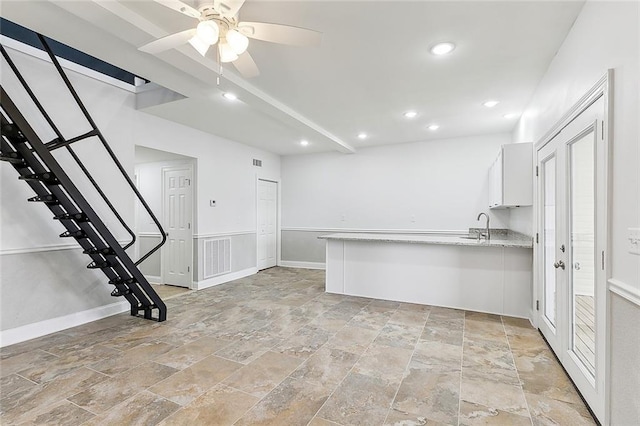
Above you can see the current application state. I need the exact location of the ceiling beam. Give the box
[89,0,355,154]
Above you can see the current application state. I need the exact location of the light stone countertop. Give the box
[318,231,533,249]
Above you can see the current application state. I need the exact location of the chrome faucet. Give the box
[477,212,490,241]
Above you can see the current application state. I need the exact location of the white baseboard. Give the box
[279,261,326,270]
[0,301,129,348]
[144,275,163,284]
[528,309,537,328]
[196,267,257,290]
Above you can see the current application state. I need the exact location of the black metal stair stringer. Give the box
[0,88,166,321]
[0,124,144,315]
[0,43,138,252]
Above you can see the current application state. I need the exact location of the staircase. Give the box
[1,35,167,321]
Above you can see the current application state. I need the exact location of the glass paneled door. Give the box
[569,132,597,377]
[536,95,607,423]
[537,146,563,353]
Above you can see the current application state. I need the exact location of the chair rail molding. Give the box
[608,278,640,307]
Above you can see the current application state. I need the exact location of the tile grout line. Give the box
[501,317,535,425]
[14,372,39,385]
[297,301,379,426]
[381,307,432,425]
[212,297,326,364]
[230,298,368,425]
[306,300,393,426]
[65,397,99,417]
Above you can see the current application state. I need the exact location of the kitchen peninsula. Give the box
[320,231,533,318]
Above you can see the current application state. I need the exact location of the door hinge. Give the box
[536,233,539,243]
[187,266,190,272]
[536,166,539,177]
[188,223,191,229]
[536,300,540,311]
[601,250,605,270]
[601,120,605,140]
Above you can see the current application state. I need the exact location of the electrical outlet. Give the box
[340,214,346,222]
[629,228,640,255]
[410,214,416,223]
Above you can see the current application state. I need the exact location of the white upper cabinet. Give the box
[489,143,533,208]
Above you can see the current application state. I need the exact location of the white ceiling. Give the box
[1,1,585,155]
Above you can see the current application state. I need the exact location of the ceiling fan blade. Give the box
[152,0,201,18]
[232,51,260,78]
[218,0,246,18]
[139,29,197,54]
[237,22,322,47]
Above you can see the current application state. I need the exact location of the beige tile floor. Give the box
[0,267,596,425]
[151,284,192,300]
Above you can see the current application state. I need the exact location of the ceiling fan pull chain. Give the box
[217,45,222,86]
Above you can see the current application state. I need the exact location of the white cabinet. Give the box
[489,143,533,208]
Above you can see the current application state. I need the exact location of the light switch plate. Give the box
[628,228,640,255]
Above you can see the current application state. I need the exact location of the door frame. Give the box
[533,70,612,424]
[255,176,281,270]
[161,162,195,288]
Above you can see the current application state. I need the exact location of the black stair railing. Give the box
[0,35,168,321]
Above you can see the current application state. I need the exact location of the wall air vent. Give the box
[203,238,231,278]
[253,159,262,167]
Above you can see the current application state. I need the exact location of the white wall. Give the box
[0,44,280,334]
[280,133,513,264]
[283,133,512,230]
[512,1,639,423]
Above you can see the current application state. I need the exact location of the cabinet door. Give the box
[502,143,533,206]
[489,152,503,207]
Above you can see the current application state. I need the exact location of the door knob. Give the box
[554,260,565,270]
[574,262,581,270]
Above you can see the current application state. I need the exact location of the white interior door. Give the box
[536,96,606,422]
[257,179,277,270]
[162,167,193,287]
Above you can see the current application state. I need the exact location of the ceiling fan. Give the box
[138,0,322,78]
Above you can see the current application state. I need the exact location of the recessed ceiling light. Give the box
[428,124,440,131]
[483,100,499,108]
[222,92,237,101]
[403,111,418,119]
[503,113,519,119]
[430,42,456,56]
[300,140,309,146]
[357,132,368,140]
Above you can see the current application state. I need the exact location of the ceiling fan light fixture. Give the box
[188,36,210,56]
[219,43,239,63]
[196,21,220,45]
[226,29,249,55]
